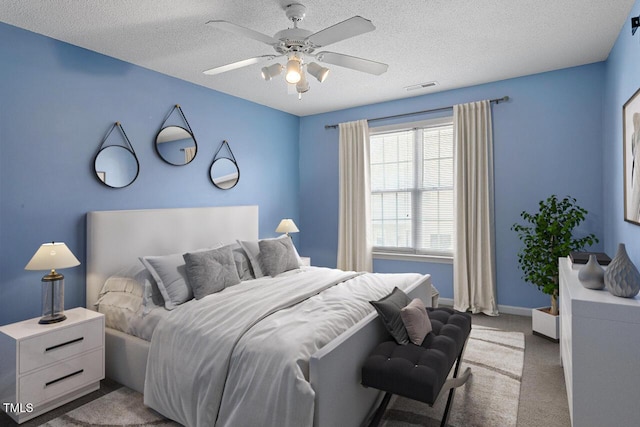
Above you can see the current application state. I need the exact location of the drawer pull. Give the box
[45,369,84,387]
[45,337,84,352]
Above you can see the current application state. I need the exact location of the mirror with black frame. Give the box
[94,122,140,189]
[155,125,197,166]
[155,105,197,166]
[210,157,239,189]
[210,140,240,190]
[95,145,139,188]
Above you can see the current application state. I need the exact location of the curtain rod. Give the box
[324,96,509,129]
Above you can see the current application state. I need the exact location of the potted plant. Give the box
[512,195,598,341]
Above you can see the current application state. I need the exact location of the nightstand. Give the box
[0,307,105,424]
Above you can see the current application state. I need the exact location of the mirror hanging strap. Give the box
[97,122,135,153]
[213,140,237,163]
[160,104,195,138]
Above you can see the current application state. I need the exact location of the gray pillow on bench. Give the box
[370,287,411,345]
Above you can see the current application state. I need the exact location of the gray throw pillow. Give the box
[183,246,241,299]
[225,242,254,280]
[370,287,411,345]
[140,253,194,310]
[400,298,432,345]
[237,239,265,278]
[258,236,299,277]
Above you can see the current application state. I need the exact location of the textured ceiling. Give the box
[0,0,634,116]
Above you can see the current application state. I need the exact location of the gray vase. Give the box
[604,243,640,298]
[578,254,605,290]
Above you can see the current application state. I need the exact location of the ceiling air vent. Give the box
[404,81,438,91]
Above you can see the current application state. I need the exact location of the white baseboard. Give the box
[499,304,533,317]
[437,297,532,317]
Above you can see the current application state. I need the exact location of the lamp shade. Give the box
[296,71,310,94]
[25,242,80,271]
[261,63,283,81]
[307,62,329,83]
[276,219,299,234]
[285,58,302,84]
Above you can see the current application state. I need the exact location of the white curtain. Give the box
[453,101,498,315]
[184,146,196,163]
[337,119,372,272]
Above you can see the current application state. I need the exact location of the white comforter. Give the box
[144,267,425,427]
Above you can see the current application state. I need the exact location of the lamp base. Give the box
[39,313,67,324]
[41,272,65,325]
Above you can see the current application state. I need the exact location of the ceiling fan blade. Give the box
[316,51,388,75]
[203,55,276,75]
[306,16,375,48]
[206,20,280,46]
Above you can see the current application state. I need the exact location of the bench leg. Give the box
[439,341,472,427]
[368,392,392,427]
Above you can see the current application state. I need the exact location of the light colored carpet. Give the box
[381,325,525,427]
[39,325,524,427]
[38,387,179,427]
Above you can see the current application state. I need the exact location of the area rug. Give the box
[39,387,179,426]
[40,325,523,427]
[381,325,525,427]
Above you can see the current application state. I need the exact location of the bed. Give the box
[86,205,436,427]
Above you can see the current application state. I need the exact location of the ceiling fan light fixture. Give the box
[307,62,329,82]
[296,71,310,94]
[204,5,388,102]
[285,57,302,84]
[261,63,283,81]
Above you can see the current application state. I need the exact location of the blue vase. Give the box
[604,243,640,298]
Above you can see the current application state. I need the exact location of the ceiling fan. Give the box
[203,3,388,98]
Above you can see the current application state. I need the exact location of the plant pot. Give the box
[532,307,559,342]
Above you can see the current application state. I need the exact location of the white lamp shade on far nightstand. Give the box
[25,242,80,324]
[25,242,81,271]
[276,219,299,235]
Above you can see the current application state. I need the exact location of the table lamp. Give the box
[276,219,299,235]
[25,242,80,324]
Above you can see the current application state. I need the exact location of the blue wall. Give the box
[0,23,300,325]
[5,1,640,325]
[603,1,640,263]
[299,64,605,310]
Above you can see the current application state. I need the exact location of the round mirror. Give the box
[155,126,197,166]
[94,145,139,188]
[210,158,240,189]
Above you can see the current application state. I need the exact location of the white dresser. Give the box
[559,258,640,427]
[0,307,105,423]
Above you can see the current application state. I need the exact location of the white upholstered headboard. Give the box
[86,205,259,309]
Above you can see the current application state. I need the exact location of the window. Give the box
[370,118,454,257]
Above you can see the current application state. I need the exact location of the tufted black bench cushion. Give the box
[362,307,472,425]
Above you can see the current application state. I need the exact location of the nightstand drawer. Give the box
[19,318,103,374]
[19,348,103,406]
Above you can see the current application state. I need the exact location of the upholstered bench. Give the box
[362,307,472,427]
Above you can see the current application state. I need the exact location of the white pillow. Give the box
[99,275,144,297]
[97,266,163,315]
[95,292,143,333]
